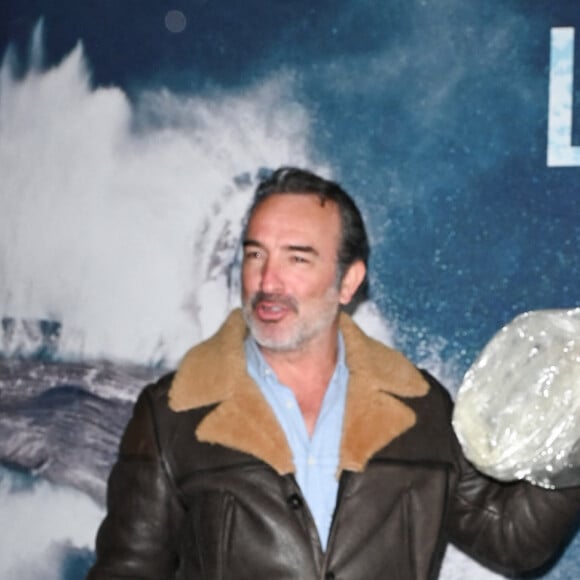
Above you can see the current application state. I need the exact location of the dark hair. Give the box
[245,166,370,307]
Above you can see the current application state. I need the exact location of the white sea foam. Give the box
[440,546,504,580]
[0,465,103,580]
[0,25,317,366]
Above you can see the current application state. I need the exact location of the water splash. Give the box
[0,25,315,365]
[0,23,453,379]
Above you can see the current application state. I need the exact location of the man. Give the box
[88,167,580,579]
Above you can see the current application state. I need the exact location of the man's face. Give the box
[241,193,348,353]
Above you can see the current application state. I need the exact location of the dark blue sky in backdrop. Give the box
[1,0,579,374]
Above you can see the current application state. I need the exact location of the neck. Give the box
[258,322,340,436]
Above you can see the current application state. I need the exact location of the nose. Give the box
[259,256,283,294]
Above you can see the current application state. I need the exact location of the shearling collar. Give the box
[169,309,429,476]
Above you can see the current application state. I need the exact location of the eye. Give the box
[290,255,309,264]
[244,249,263,260]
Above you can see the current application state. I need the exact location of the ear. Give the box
[338,260,366,305]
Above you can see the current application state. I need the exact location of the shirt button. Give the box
[307,456,316,466]
[287,493,303,509]
[325,572,336,580]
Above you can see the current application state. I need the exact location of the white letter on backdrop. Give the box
[547,27,580,167]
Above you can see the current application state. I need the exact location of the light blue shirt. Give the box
[244,334,349,551]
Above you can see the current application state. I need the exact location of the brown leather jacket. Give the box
[88,310,580,580]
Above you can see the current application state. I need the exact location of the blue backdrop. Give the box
[0,1,579,578]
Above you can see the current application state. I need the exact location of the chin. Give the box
[253,330,299,352]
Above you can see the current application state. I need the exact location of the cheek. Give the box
[297,273,339,300]
[241,265,258,293]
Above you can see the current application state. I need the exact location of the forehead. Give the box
[245,193,341,247]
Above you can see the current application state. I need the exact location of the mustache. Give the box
[251,292,299,313]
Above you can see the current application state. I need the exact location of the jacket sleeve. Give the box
[443,384,580,575]
[87,381,186,580]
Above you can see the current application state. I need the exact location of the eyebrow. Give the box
[243,240,320,257]
[286,244,319,256]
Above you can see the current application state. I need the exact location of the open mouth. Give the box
[252,293,298,322]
